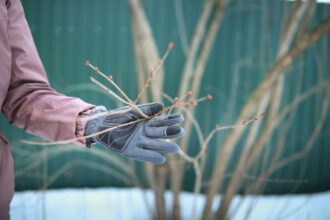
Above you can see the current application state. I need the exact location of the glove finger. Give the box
[129,147,166,165]
[145,125,184,139]
[147,114,184,127]
[113,102,163,118]
[140,138,179,153]
[136,102,164,117]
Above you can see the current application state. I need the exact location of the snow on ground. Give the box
[10,188,330,220]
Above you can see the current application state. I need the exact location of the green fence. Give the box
[0,0,329,194]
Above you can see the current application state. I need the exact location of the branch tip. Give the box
[168,42,174,49]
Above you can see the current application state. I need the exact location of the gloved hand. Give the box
[84,103,184,164]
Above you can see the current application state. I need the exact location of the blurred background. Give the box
[0,0,329,219]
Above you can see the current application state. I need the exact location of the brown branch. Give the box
[42,159,133,188]
[86,60,133,103]
[90,76,130,105]
[266,90,330,176]
[129,2,175,217]
[129,0,164,102]
[174,112,264,220]
[178,0,215,98]
[172,1,228,219]
[190,0,227,101]
[174,0,189,54]
[134,43,173,104]
[21,118,146,146]
[203,16,330,220]
[195,113,265,161]
[241,88,330,216]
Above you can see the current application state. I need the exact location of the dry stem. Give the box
[203,16,330,220]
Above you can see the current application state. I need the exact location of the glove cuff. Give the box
[84,105,107,148]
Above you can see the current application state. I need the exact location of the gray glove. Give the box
[84,103,184,164]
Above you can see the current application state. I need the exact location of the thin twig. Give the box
[195,113,265,160]
[134,43,174,104]
[86,60,133,103]
[90,77,130,105]
[21,118,146,146]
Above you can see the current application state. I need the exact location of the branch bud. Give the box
[149,70,154,77]
[168,42,174,49]
[190,99,197,106]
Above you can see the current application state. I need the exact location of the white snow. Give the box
[287,0,330,3]
[10,188,330,220]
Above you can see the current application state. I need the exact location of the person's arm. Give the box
[1,0,94,143]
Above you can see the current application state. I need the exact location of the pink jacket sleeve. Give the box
[1,0,94,143]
